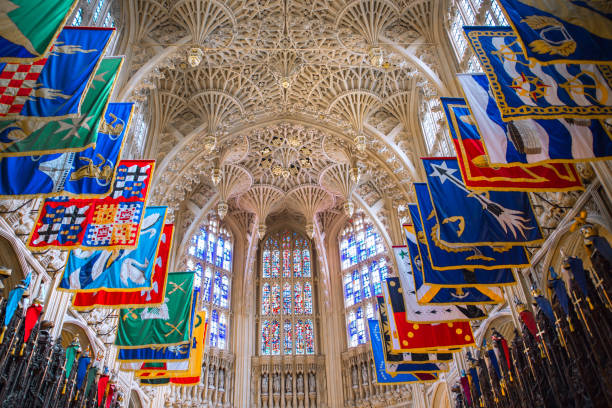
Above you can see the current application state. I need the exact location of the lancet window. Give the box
[259,231,315,355]
[187,215,233,350]
[340,213,388,347]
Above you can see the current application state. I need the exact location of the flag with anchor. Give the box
[59,206,167,292]
[28,159,155,250]
[72,224,173,310]
[422,158,543,246]
[0,102,133,197]
[463,26,612,121]
[375,295,455,365]
[497,0,612,65]
[458,73,612,164]
[413,183,530,270]
[391,250,488,322]
[440,97,584,191]
[367,319,439,384]
[403,222,507,305]
[0,56,122,157]
[115,271,196,349]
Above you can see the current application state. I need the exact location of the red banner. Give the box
[71,224,173,310]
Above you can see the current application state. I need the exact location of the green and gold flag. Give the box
[115,271,195,349]
[0,0,78,62]
[0,56,122,157]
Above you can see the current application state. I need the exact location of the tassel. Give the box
[0,325,6,344]
[587,297,594,310]
[19,342,25,356]
[62,381,67,394]
[74,391,79,401]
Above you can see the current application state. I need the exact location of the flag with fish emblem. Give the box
[0,102,132,197]
[72,224,173,310]
[59,206,166,292]
[458,73,612,164]
[115,271,195,348]
[497,0,612,65]
[28,160,154,250]
[463,26,612,121]
[441,97,583,192]
[422,158,543,246]
[0,0,78,62]
[0,56,122,157]
[368,319,438,384]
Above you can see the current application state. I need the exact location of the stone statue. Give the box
[351,365,358,387]
[297,373,304,393]
[285,373,292,393]
[273,373,280,394]
[261,374,268,394]
[219,369,225,391]
[361,363,368,385]
[308,372,316,392]
[208,367,215,389]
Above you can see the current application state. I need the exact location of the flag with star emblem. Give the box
[463,26,612,121]
[368,319,439,384]
[376,295,455,365]
[115,271,195,349]
[71,224,173,310]
[28,159,155,250]
[392,248,487,322]
[58,206,166,292]
[0,27,114,119]
[423,158,543,246]
[458,73,612,164]
[0,0,78,62]
[497,0,612,65]
[413,183,530,270]
[134,311,207,380]
[403,221,507,306]
[0,56,122,157]
[441,97,584,192]
[0,102,133,197]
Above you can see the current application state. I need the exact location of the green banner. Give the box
[115,271,195,348]
[0,57,122,157]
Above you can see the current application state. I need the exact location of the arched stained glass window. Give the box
[187,214,233,350]
[340,212,388,347]
[259,231,316,355]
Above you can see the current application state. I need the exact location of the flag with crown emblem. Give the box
[463,26,612,121]
[115,271,195,349]
[440,97,583,191]
[368,319,439,384]
[59,206,166,292]
[422,158,543,246]
[28,159,154,250]
[458,73,612,164]
[497,0,612,65]
[0,102,133,197]
[0,0,78,62]
[72,224,173,310]
[0,56,122,157]
[0,27,114,119]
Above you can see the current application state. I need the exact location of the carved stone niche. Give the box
[251,355,327,408]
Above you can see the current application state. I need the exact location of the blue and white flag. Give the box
[422,158,543,246]
[59,206,167,292]
[367,319,439,384]
[463,26,612,121]
[458,73,612,163]
[0,103,132,197]
[0,27,114,119]
[404,220,507,305]
[413,183,530,270]
[497,0,612,65]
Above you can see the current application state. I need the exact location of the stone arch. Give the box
[430,381,450,408]
[0,234,27,298]
[128,389,144,408]
[60,319,97,356]
[475,312,516,347]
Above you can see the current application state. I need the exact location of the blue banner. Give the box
[0,103,132,197]
[413,183,529,270]
[0,27,114,119]
[60,206,167,291]
[498,0,612,65]
[423,158,542,246]
[368,319,439,384]
[463,26,612,121]
[458,73,612,163]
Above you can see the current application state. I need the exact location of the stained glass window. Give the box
[72,8,83,26]
[92,0,105,22]
[187,214,233,350]
[340,213,387,347]
[260,231,315,355]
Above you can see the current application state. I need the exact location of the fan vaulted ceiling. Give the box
[120,0,449,236]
